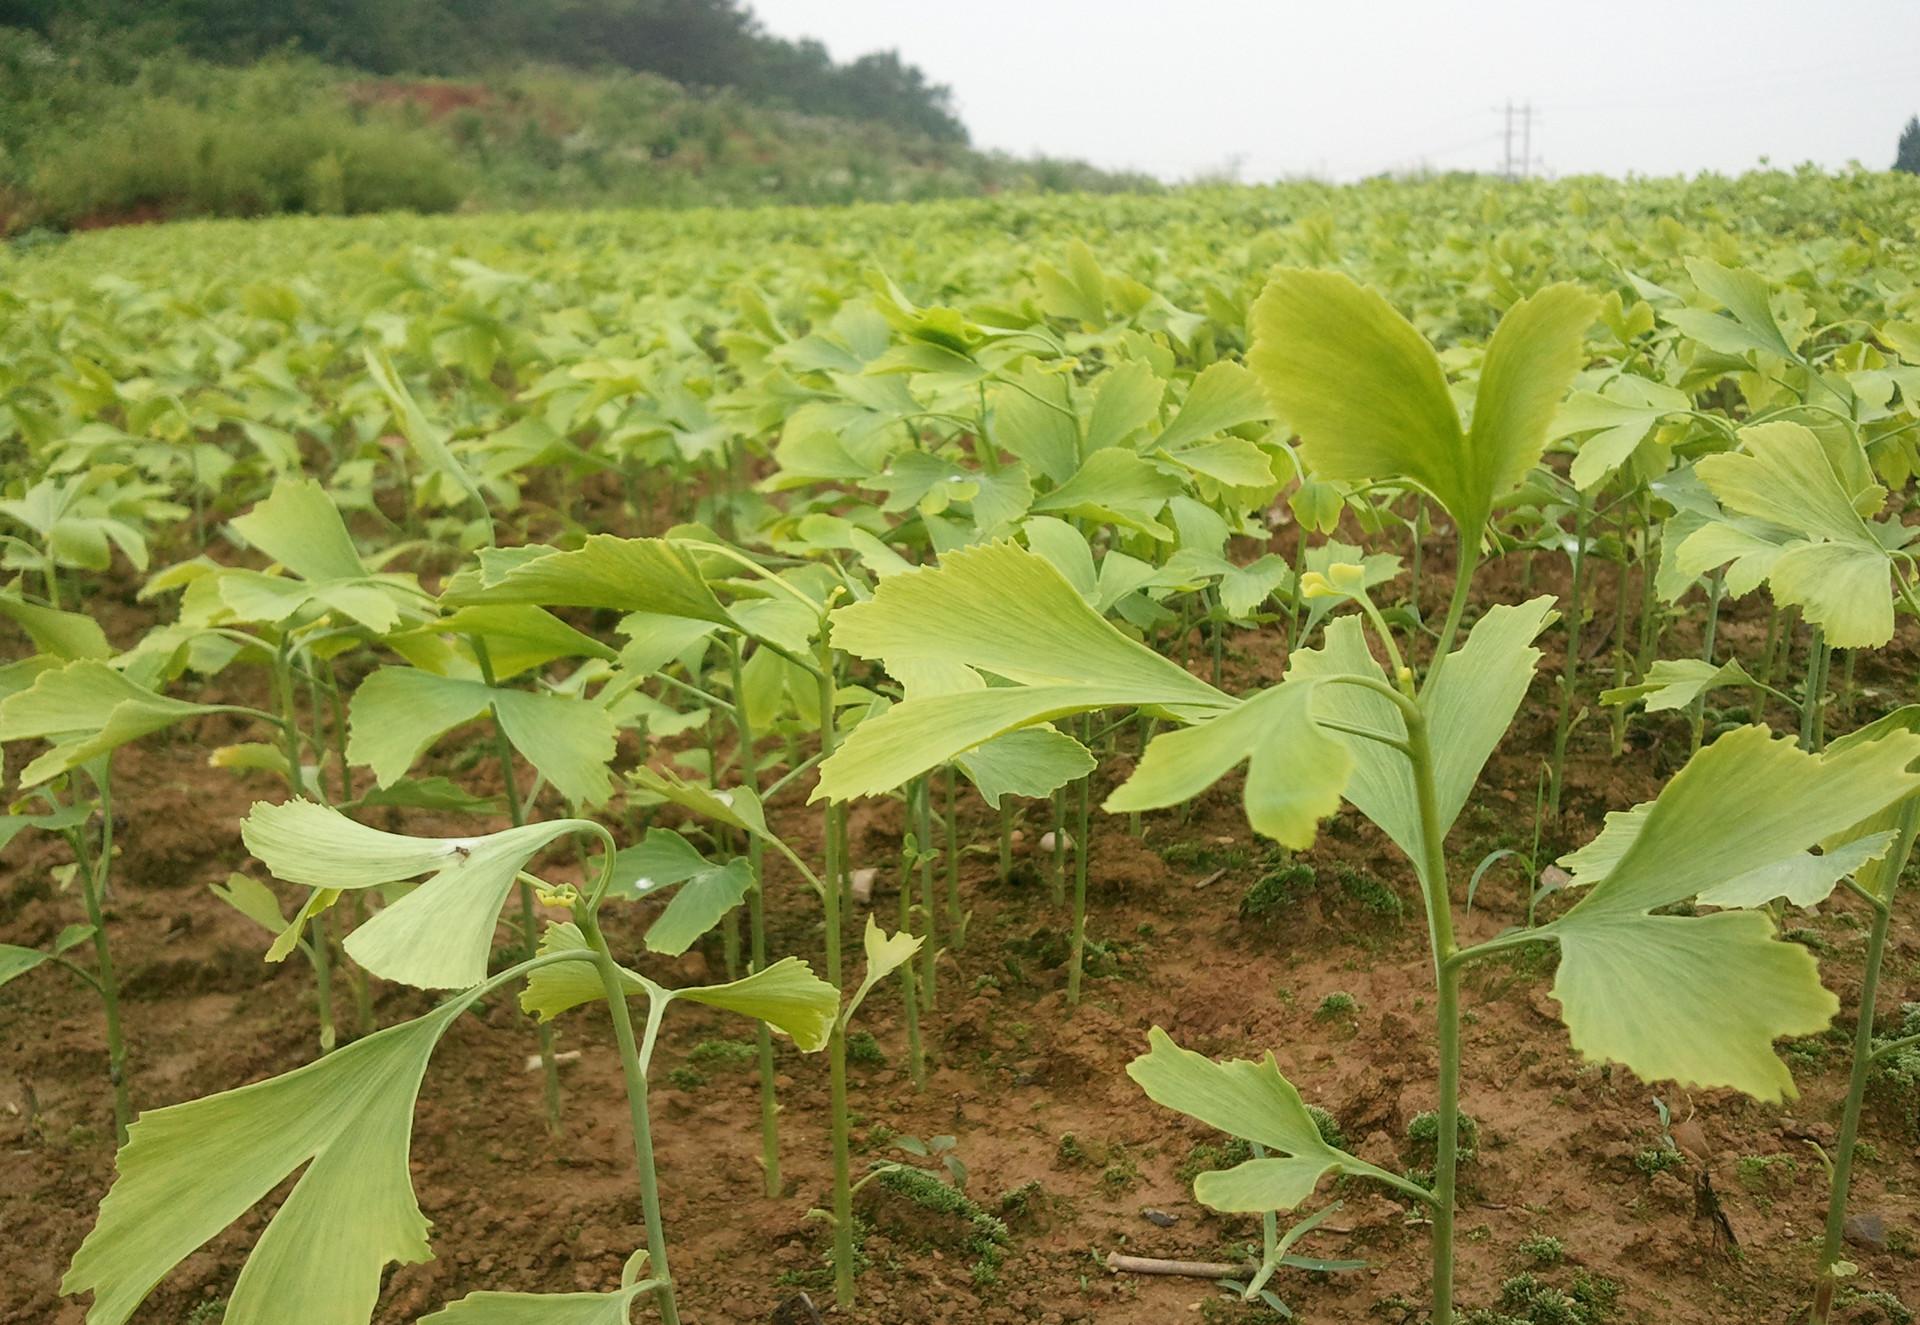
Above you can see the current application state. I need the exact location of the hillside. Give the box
[0,27,1155,233]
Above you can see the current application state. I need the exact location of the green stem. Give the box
[577,910,680,1325]
[943,764,962,947]
[1813,801,1919,1324]
[828,1020,855,1307]
[815,634,856,1307]
[72,772,131,1144]
[1066,716,1093,1008]
[917,778,939,1013]
[1688,570,1724,756]
[475,638,563,1136]
[997,801,1012,884]
[1800,625,1830,751]
[727,639,781,1196]
[1049,784,1067,906]
[1549,492,1589,817]
[899,812,925,1089]
[1406,709,1460,1325]
[1422,530,1480,694]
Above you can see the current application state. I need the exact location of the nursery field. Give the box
[7,171,1920,1325]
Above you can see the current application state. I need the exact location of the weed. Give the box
[686,1038,757,1069]
[846,1030,887,1067]
[1633,1146,1682,1176]
[1240,862,1317,921]
[1518,1233,1565,1266]
[1315,991,1359,1021]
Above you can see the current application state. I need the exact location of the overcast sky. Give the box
[749,0,1920,182]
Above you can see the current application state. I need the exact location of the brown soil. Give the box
[6,540,1920,1325]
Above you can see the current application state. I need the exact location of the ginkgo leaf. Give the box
[819,542,1225,800]
[1,922,92,989]
[956,727,1095,807]
[1250,269,1594,535]
[1127,1027,1408,1212]
[1082,358,1163,452]
[491,689,618,807]
[1553,376,1692,491]
[519,922,836,1050]
[1289,599,1555,873]
[1821,706,1920,904]
[1105,682,1350,849]
[603,828,713,897]
[454,536,731,623]
[210,873,291,936]
[0,660,231,786]
[1154,362,1273,451]
[63,991,487,1325]
[831,540,1220,699]
[641,857,753,957]
[1692,422,1894,646]
[416,1280,663,1325]
[841,916,923,1027]
[1668,258,1798,360]
[1536,724,1920,1100]
[0,590,111,660]
[1465,283,1603,521]
[1031,449,1181,539]
[0,801,90,853]
[229,478,367,583]
[365,347,491,517]
[1600,657,1756,713]
[392,604,615,680]
[1694,831,1895,909]
[628,766,768,836]
[242,800,592,989]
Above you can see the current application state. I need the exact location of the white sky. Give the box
[748,0,1920,182]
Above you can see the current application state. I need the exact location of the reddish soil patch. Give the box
[347,81,494,121]
[6,539,1920,1325]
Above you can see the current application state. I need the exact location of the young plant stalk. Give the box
[1800,624,1831,751]
[1066,714,1093,1007]
[898,805,926,1088]
[575,906,681,1325]
[943,764,963,948]
[475,639,564,1135]
[1548,487,1588,817]
[272,637,336,1053]
[728,638,783,1195]
[917,777,939,1012]
[1351,572,1470,1325]
[813,634,857,1308]
[1812,798,1920,1324]
[1688,569,1725,755]
[67,765,132,1144]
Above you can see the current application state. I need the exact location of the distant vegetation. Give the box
[0,10,1156,232]
[0,0,969,140]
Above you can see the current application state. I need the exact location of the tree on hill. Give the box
[0,0,968,142]
[1898,116,1920,175]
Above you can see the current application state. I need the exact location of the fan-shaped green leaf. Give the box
[62,993,479,1325]
[242,800,591,988]
[454,536,730,623]
[1250,270,1592,534]
[955,727,1095,806]
[1537,725,1920,1099]
[0,660,229,786]
[1600,657,1756,713]
[1127,1027,1407,1212]
[1105,681,1349,850]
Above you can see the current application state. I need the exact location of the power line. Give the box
[1498,100,1536,179]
